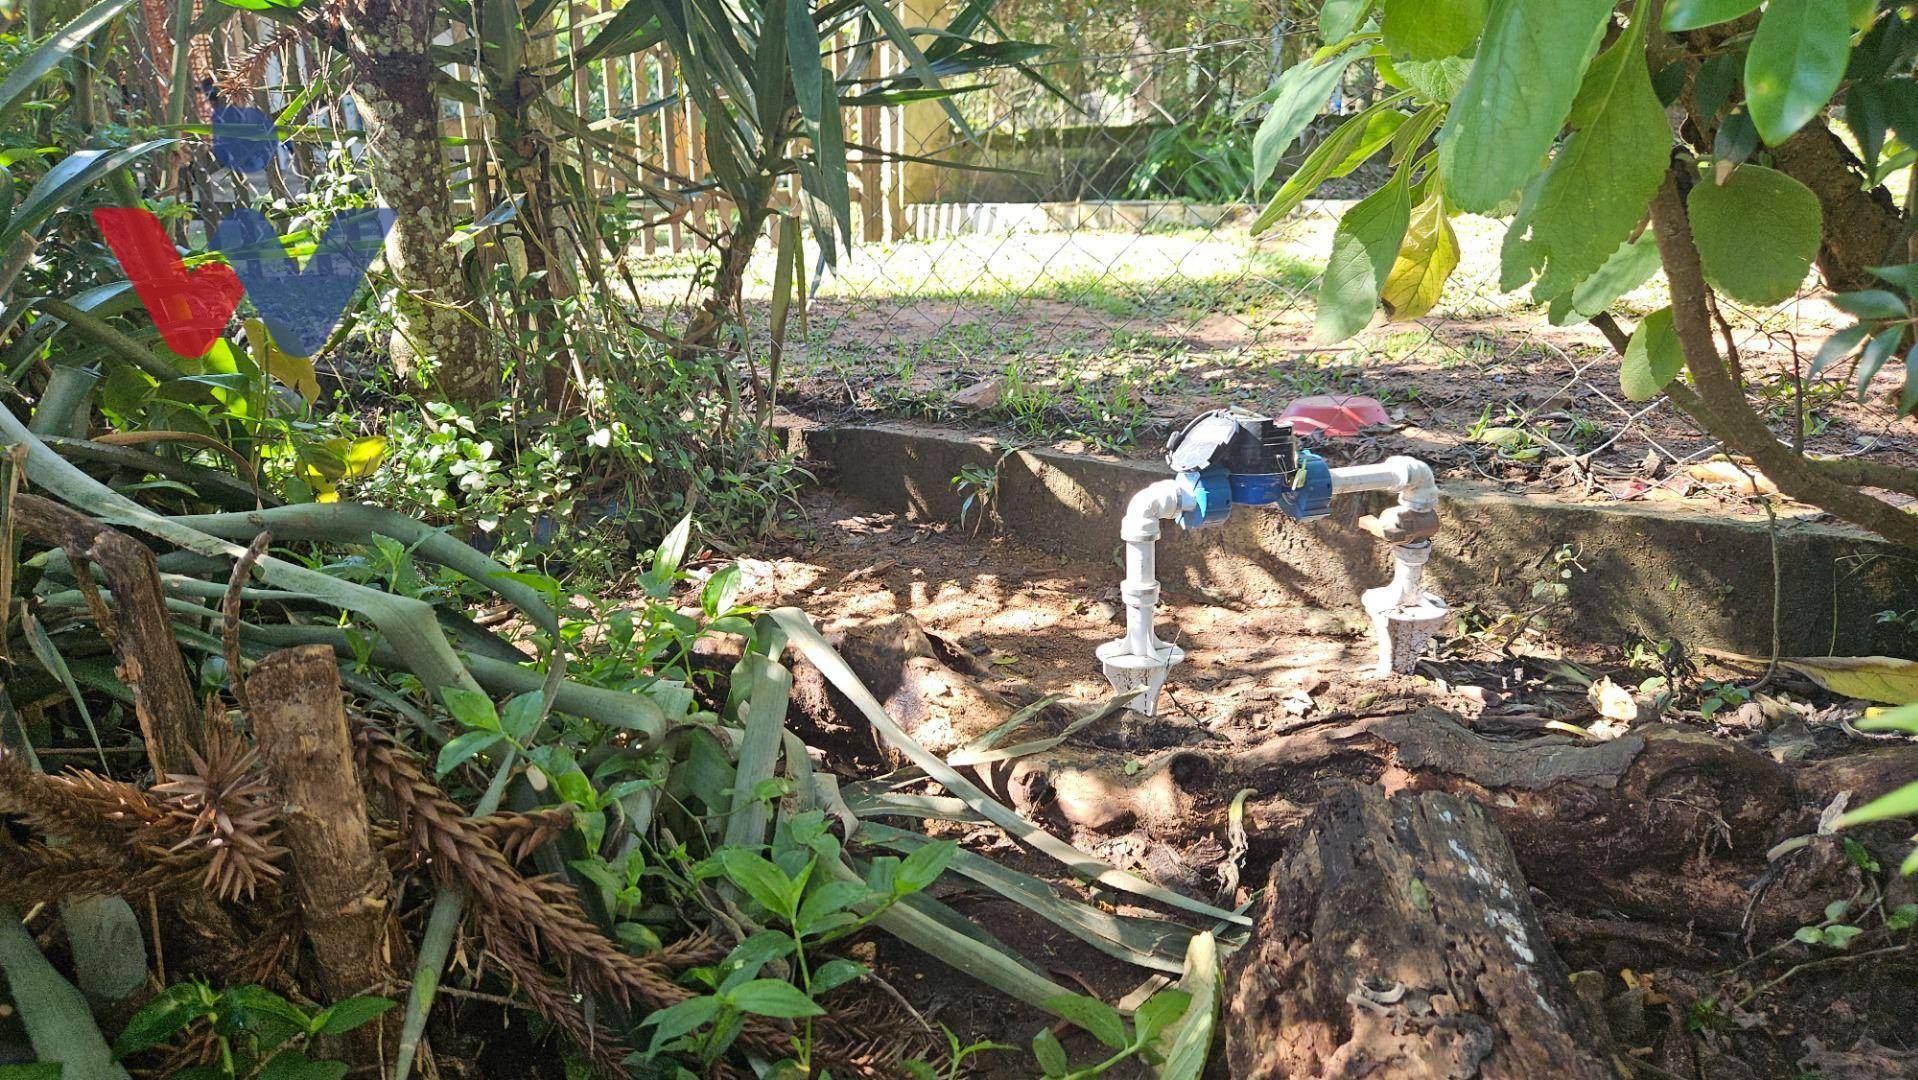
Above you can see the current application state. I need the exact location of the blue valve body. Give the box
[1178,468,1232,529]
[1177,450,1331,528]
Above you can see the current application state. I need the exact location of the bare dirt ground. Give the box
[707,488,1918,1078]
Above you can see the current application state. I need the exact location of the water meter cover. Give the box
[1166,411,1243,473]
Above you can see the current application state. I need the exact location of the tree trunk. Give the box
[246,645,393,1064]
[1224,786,1623,1080]
[341,0,494,404]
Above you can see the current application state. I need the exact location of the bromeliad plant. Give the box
[1260,0,1918,548]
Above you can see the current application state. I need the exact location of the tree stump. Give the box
[1224,786,1622,1080]
[247,646,393,1063]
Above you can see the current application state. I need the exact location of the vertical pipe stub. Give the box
[1102,409,1449,714]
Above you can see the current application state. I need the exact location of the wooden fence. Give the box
[203,6,924,253]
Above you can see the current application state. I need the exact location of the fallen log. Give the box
[1224,786,1625,1080]
[1004,710,1860,935]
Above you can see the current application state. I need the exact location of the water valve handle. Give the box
[1278,449,1332,520]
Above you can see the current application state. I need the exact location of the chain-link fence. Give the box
[616,2,1910,518]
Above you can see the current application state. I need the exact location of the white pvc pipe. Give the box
[1327,456,1439,510]
[1118,479,1186,658]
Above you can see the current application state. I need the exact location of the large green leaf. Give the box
[2,142,175,251]
[0,0,135,126]
[1661,0,1761,32]
[1548,230,1661,324]
[1250,96,1410,232]
[1156,933,1219,1080]
[1382,0,1486,61]
[1688,164,1821,305]
[1383,55,1472,103]
[1379,180,1458,320]
[1520,16,1667,299]
[1317,170,1412,342]
[1320,0,1375,40]
[1436,0,1612,213]
[1780,656,1918,704]
[0,904,130,1079]
[1620,306,1683,401]
[1745,0,1851,146]
[1251,42,1374,190]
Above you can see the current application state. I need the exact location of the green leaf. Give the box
[1042,993,1127,1050]
[809,958,866,994]
[1621,307,1684,402]
[653,513,693,580]
[644,995,721,1052]
[1316,171,1413,342]
[498,691,544,743]
[311,996,395,1037]
[1823,924,1865,949]
[1693,53,1740,119]
[1132,989,1192,1044]
[1321,0,1375,40]
[1689,165,1821,305]
[717,848,799,921]
[1745,0,1851,146]
[1383,0,1486,61]
[701,564,743,617]
[1385,55,1472,103]
[1869,262,1918,294]
[1855,327,1904,399]
[1158,933,1220,1080]
[1251,100,1408,233]
[1554,230,1661,324]
[216,986,309,1045]
[718,930,797,991]
[895,839,957,895]
[796,880,872,936]
[441,686,499,731]
[1661,0,1760,32]
[115,982,217,1055]
[1032,1028,1070,1078]
[434,730,502,778]
[1833,290,1909,319]
[0,0,136,126]
[1779,656,1918,703]
[727,979,826,1019]
[1380,180,1459,321]
[1857,701,1918,734]
[1524,14,1669,299]
[1251,42,1374,190]
[1437,0,1614,213]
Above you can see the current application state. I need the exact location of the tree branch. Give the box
[1647,169,1918,547]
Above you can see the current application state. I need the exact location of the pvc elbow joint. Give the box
[1120,478,1190,542]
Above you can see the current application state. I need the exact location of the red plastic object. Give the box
[1279,394,1389,438]
[93,208,244,359]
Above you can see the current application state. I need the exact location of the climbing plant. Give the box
[1262,0,1918,547]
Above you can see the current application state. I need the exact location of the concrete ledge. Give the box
[788,421,1918,658]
